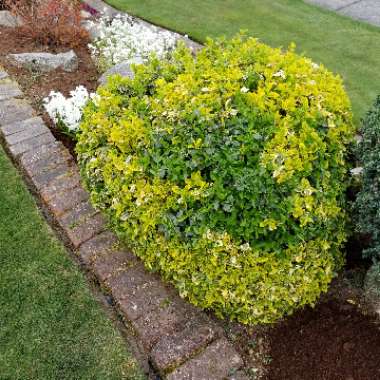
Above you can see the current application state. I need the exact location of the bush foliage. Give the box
[355,97,380,262]
[77,35,354,324]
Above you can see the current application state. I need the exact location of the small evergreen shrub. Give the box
[77,35,354,324]
[355,96,380,262]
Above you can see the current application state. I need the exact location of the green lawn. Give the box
[0,146,145,380]
[106,0,380,123]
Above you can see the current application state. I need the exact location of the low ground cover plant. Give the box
[88,14,178,71]
[43,86,98,138]
[355,97,380,262]
[77,35,355,324]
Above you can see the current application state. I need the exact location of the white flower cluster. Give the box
[43,86,97,133]
[88,14,178,70]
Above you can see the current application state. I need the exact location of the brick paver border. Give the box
[0,69,249,379]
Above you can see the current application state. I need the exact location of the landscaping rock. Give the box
[0,10,22,28]
[364,263,380,318]
[82,20,102,40]
[8,51,79,73]
[98,58,143,85]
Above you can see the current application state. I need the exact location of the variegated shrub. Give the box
[77,35,355,324]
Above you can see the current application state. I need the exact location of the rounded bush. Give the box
[77,35,354,324]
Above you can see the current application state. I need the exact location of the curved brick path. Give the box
[0,73,249,379]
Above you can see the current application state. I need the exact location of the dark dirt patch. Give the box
[0,25,99,156]
[266,281,380,380]
[217,270,380,380]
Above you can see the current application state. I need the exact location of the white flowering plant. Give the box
[88,14,178,71]
[43,85,98,138]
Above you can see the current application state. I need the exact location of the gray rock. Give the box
[82,20,102,40]
[0,10,23,27]
[364,263,380,318]
[98,58,143,85]
[8,50,78,73]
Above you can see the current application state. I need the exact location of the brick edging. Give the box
[0,71,248,379]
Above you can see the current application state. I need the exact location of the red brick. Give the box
[107,264,173,321]
[47,186,89,217]
[57,201,106,248]
[1,116,45,137]
[131,299,203,351]
[39,169,81,202]
[29,161,76,191]
[77,231,119,266]
[5,121,49,145]
[9,132,55,157]
[92,249,137,282]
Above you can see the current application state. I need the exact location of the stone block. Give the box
[4,121,50,146]
[8,50,78,73]
[1,117,46,137]
[77,230,119,266]
[57,201,106,248]
[0,81,22,101]
[92,249,137,282]
[0,99,35,126]
[166,338,243,380]
[8,132,55,157]
[39,169,81,202]
[0,10,23,27]
[131,299,203,351]
[47,186,89,217]
[0,71,9,80]
[28,161,75,190]
[107,265,174,322]
[151,320,222,374]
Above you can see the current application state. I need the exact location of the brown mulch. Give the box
[267,295,380,380]
[0,25,99,155]
[220,265,380,380]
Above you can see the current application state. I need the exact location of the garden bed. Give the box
[0,25,98,156]
[1,3,380,379]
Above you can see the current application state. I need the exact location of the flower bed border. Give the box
[0,72,248,380]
